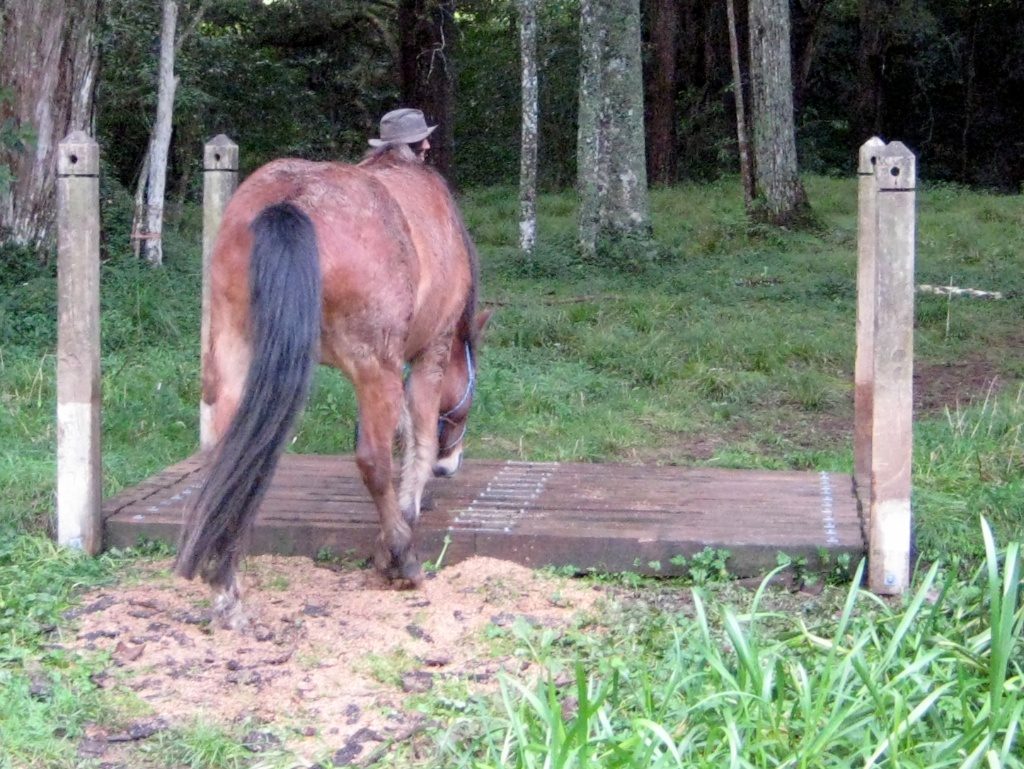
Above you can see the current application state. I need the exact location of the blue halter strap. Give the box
[438,342,475,450]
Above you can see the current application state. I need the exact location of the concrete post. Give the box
[56,132,102,553]
[200,135,238,449]
[866,141,916,595]
[854,137,885,500]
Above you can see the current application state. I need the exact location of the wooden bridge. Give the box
[62,135,916,593]
[103,453,864,578]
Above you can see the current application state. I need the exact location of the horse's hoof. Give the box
[399,558,424,588]
[374,546,424,589]
[211,597,249,634]
[212,592,250,632]
[377,568,422,589]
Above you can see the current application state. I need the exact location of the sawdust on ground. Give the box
[68,555,601,766]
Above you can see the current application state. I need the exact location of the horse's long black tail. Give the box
[175,202,321,587]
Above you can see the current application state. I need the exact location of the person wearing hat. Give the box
[368,108,437,162]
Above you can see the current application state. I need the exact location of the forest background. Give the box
[94,0,1024,194]
[3,0,1024,263]
[1,0,1023,560]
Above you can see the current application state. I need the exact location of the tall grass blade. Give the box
[723,605,764,695]
[863,682,953,767]
[999,699,1024,764]
[879,561,940,669]
[633,719,683,768]
[981,518,1023,733]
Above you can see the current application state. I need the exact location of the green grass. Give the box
[435,524,1023,768]
[915,386,1024,563]
[139,720,270,769]
[0,535,120,768]
[1,176,1023,765]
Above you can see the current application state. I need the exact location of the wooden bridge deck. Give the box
[104,454,864,577]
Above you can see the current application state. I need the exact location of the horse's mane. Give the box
[455,212,481,359]
[359,143,420,166]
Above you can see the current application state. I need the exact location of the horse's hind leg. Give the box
[211,575,248,630]
[198,323,251,629]
[203,314,251,446]
[352,362,422,586]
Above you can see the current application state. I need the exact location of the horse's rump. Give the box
[208,157,473,372]
[177,149,480,606]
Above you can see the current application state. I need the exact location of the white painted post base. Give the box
[56,132,102,554]
[56,403,102,550]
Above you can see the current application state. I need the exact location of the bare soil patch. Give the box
[68,555,600,766]
[914,358,1005,416]
[654,354,1008,463]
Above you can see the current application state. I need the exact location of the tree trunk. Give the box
[576,0,605,259]
[131,152,151,259]
[791,0,828,113]
[602,0,650,235]
[726,0,754,208]
[398,0,457,182]
[645,0,679,186]
[856,0,886,141]
[0,0,100,250]
[577,0,650,258]
[518,0,539,256]
[960,7,977,180]
[748,0,810,226]
[138,0,179,267]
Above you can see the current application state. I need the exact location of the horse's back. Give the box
[212,159,381,290]
[211,155,473,367]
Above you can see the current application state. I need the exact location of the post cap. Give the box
[57,131,99,176]
[858,136,886,175]
[203,135,239,171]
[874,141,916,191]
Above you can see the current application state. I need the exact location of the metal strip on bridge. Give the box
[449,461,556,533]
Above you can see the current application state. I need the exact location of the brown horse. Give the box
[175,145,486,627]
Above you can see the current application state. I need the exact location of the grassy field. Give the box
[1,176,1022,766]
[435,535,1023,768]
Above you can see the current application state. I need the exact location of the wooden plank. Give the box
[102,455,205,518]
[107,514,862,549]
[104,453,865,578]
[270,453,835,483]
[232,457,844,492]
[109,469,856,523]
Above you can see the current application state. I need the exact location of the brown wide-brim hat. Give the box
[368,108,437,146]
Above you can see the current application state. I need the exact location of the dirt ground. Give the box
[68,555,601,767]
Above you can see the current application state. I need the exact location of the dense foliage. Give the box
[98,0,399,198]
[798,0,1024,189]
[87,0,1024,208]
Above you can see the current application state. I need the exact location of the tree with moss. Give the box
[748,0,811,226]
[576,0,650,260]
[0,0,100,249]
